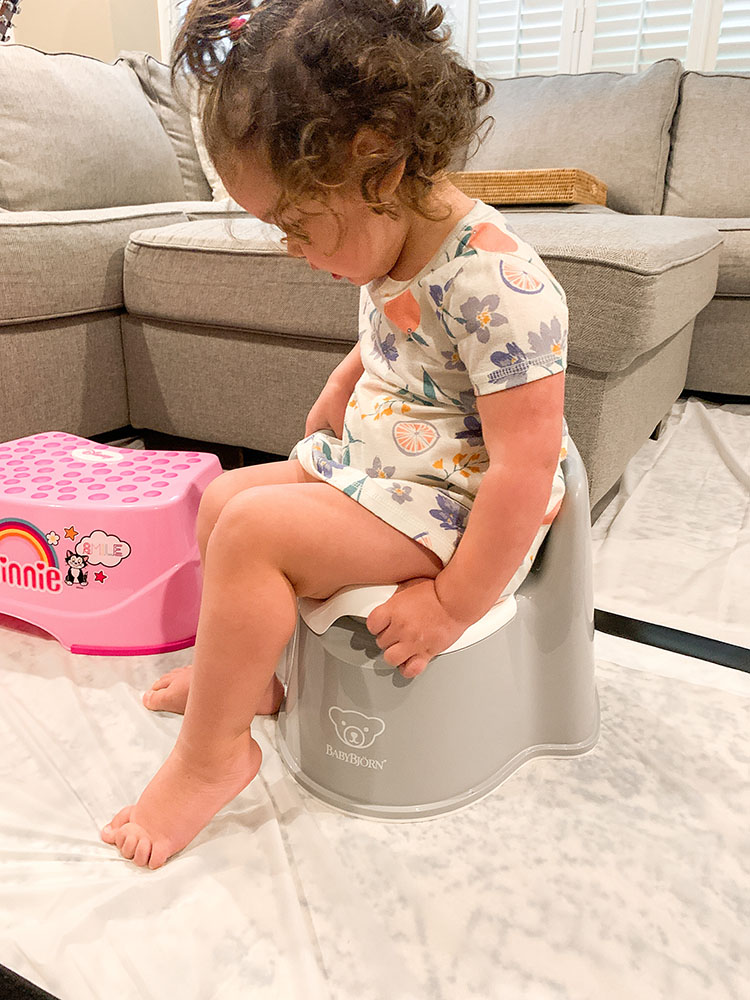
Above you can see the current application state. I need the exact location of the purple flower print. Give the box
[458,390,476,413]
[312,439,346,480]
[487,342,531,388]
[431,271,462,306]
[527,315,567,359]
[455,415,483,447]
[460,295,507,343]
[441,348,466,372]
[429,494,469,535]
[366,456,396,479]
[314,454,346,479]
[388,483,414,504]
[491,341,528,367]
[371,330,399,366]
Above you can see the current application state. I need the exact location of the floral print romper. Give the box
[290,199,569,601]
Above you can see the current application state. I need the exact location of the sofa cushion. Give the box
[0,44,186,211]
[0,203,245,325]
[511,213,721,371]
[465,59,682,216]
[124,217,360,343]
[115,51,212,203]
[508,210,748,297]
[122,212,722,375]
[694,220,750,296]
[663,71,750,218]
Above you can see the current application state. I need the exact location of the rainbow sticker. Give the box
[0,517,63,593]
[0,518,59,568]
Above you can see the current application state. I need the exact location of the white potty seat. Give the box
[298,585,517,652]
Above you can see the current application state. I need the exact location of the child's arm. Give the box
[326,341,365,393]
[304,342,364,438]
[434,371,566,623]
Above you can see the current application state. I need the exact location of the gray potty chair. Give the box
[277,437,600,819]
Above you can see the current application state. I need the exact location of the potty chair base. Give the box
[277,436,600,820]
[278,604,599,820]
[277,591,600,821]
[278,644,599,822]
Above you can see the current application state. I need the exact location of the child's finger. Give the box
[399,655,429,679]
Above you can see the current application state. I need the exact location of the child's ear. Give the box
[351,126,393,159]
[350,127,406,199]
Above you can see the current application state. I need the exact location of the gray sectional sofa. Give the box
[1,43,746,516]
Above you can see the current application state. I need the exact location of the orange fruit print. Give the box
[384,289,421,334]
[467,223,519,254]
[500,260,545,294]
[392,420,439,455]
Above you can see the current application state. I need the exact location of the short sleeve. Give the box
[435,249,568,396]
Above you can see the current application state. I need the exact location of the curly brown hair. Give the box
[172,0,494,238]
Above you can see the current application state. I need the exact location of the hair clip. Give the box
[228,15,249,41]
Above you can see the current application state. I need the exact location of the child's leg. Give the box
[143,459,318,716]
[102,480,443,869]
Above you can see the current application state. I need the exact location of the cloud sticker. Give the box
[76,530,131,568]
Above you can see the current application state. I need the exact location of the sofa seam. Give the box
[655,65,683,216]
[488,55,681,83]
[0,211,189,228]
[0,306,125,328]
[125,239,724,276]
[541,240,724,274]
[9,41,117,64]
[681,68,750,82]
[121,313,359,347]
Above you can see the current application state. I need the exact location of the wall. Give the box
[11,0,161,62]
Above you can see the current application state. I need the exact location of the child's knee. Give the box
[197,471,237,539]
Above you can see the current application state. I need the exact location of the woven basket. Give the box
[448,168,607,206]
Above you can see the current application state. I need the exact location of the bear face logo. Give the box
[329,707,386,750]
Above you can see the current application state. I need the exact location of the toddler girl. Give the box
[102,0,569,869]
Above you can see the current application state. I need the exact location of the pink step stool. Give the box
[0,432,222,655]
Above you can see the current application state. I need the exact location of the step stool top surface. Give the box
[0,433,220,507]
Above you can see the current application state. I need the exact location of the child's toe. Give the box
[152,672,175,691]
[143,688,170,712]
[148,840,171,870]
[133,836,154,868]
[120,830,140,860]
[101,805,132,842]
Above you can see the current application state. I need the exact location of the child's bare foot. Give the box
[101,733,261,869]
[142,665,192,714]
[143,667,284,716]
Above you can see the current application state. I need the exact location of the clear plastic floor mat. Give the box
[592,395,750,649]
[0,632,747,1000]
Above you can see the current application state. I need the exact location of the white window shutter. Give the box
[472,0,569,77]
[470,0,748,74]
[585,0,693,72]
[164,1,748,77]
[713,0,750,72]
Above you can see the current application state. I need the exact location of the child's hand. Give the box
[304,380,351,439]
[365,577,473,679]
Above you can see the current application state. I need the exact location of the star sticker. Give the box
[46,531,60,546]
[95,570,107,583]
[64,525,78,541]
